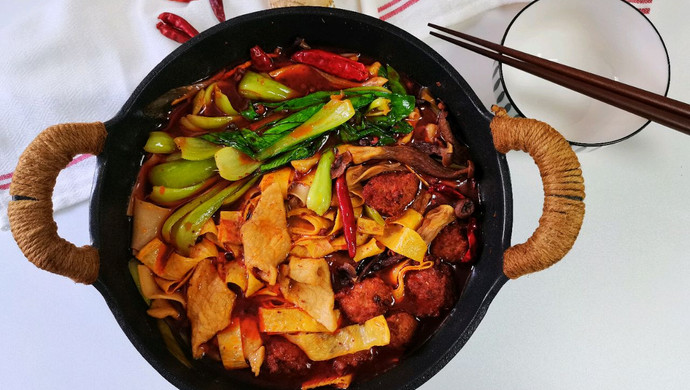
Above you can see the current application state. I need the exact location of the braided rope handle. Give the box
[490,106,585,279]
[8,123,107,284]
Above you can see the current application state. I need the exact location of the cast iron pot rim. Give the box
[90,6,512,390]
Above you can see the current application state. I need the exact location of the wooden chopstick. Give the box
[428,24,690,136]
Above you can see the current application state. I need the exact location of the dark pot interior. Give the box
[89,7,512,390]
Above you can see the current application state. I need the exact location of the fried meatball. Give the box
[430,222,468,262]
[336,277,393,323]
[362,172,419,216]
[264,337,310,375]
[386,312,418,349]
[405,264,454,318]
[332,350,373,375]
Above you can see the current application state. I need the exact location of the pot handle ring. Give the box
[8,122,107,284]
[490,106,585,279]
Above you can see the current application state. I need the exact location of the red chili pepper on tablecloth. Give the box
[157,12,199,43]
[461,217,478,263]
[249,45,274,72]
[336,175,357,258]
[291,49,369,82]
[209,0,226,22]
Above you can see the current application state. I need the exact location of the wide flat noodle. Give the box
[218,318,249,369]
[258,307,332,333]
[217,211,243,249]
[353,238,385,262]
[290,236,339,258]
[279,258,338,332]
[288,208,333,236]
[240,317,265,376]
[146,299,179,319]
[160,238,218,281]
[224,260,264,297]
[416,205,456,244]
[302,374,353,390]
[345,162,402,187]
[136,238,167,275]
[241,182,291,285]
[138,264,186,307]
[132,199,170,251]
[187,259,237,359]
[259,167,292,199]
[285,315,390,361]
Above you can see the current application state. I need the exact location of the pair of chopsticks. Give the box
[428,23,690,136]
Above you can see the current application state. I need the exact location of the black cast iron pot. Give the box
[8,7,585,390]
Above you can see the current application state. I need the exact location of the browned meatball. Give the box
[336,277,393,323]
[264,337,310,375]
[332,350,373,375]
[405,264,454,318]
[430,222,468,262]
[386,312,418,349]
[362,172,419,216]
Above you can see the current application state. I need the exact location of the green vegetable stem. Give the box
[306,149,336,216]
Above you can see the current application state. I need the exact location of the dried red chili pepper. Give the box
[291,49,369,82]
[429,182,465,199]
[157,12,199,43]
[336,175,357,258]
[249,45,274,72]
[461,217,478,263]
[209,0,226,22]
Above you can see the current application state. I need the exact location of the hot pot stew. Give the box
[128,41,480,389]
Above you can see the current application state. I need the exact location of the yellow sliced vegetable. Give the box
[388,208,423,230]
[357,217,384,236]
[285,315,390,361]
[375,224,427,262]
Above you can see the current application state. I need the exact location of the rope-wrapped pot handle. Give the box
[490,106,585,279]
[8,122,107,284]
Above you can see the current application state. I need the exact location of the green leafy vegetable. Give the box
[385,65,407,95]
[259,136,327,173]
[255,99,356,161]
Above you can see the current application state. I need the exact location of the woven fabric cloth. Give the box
[0,0,655,230]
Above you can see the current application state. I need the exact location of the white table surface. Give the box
[2,3,689,390]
